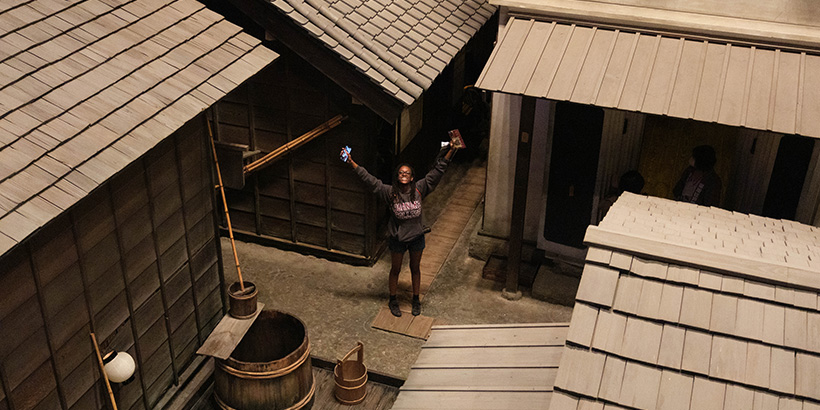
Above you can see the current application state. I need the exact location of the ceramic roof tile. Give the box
[597,355,625,402]
[679,287,713,329]
[709,294,738,334]
[566,302,598,347]
[618,362,661,409]
[681,329,712,374]
[745,342,771,388]
[709,335,748,381]
[269,0,495,110]
[761,303,785,345]
[656,324,685,369]
[770,347,796,394]
[636,279,663,318]
[593,311,627,352]
[735,298,765,341]
[576,264,619,307]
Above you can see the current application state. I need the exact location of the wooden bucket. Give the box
[334,342,367,405]
[214,310,314,410]
[228,281,258,319]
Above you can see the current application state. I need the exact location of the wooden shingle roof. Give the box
[551,193,820,409]
[0,0,278,258]
[477,18,820,139]
[267,0,495,106]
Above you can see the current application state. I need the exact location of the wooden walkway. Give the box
[392,323,569,409]
[371,166,486,339]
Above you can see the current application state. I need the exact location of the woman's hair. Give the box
[692,145,717,171]
[391,163,416,202]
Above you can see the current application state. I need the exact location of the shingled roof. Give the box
[267,0,495,106]
[0,0,277,258]
[551,192,820,409]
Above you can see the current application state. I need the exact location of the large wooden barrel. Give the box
[214,310,314,410]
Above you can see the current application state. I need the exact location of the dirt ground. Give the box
[220,159,573,379]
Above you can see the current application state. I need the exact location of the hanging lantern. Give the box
[102,351,136,384]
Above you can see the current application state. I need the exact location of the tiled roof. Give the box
[269,0,495,105]
[550,193,820,409]
[0,0,278,258]
[393,323,569,409]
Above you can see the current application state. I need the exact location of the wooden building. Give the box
[203,0,498,264]
[0,0,276,409]
[552,192,820,409]
[474,0,820,270]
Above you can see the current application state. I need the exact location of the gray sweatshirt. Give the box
[355,157,450,242]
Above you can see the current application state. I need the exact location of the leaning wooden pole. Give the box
[90,332,118,410]
[244,114,347,174]
[207,117,245,292]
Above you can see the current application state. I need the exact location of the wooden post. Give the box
[90,332,118,410]
[504,96,537,300]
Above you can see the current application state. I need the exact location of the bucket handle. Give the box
[337,342,364,367]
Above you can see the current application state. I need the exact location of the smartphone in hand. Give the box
[340,146,351,162]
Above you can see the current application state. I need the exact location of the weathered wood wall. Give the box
[215,52,388,264]
[0,115,223,410]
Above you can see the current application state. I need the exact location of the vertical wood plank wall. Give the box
[0,116,223,410]
[215,54,385,263]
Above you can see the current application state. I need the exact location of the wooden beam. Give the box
[26,243,68,410]
[0,362,14,410]
[142,157,180,385]
[505,96,537,296]
[226,0,404,122]
[105,183,151,410]
[173,132,203,346]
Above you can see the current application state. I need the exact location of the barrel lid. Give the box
[196,302,265,359]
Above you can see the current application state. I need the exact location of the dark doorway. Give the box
[544,102,604,248]
[762,135,815,220]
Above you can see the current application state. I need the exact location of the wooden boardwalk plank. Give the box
[413,346,564,368]
[425,325,568,348]
[402,367,558,391]
[391,391,553,410]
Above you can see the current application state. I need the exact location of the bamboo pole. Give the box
[207,117,245,292]
[90,333,118,410]
[244,114,346,174]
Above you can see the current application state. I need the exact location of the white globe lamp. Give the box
[102,351,136,384]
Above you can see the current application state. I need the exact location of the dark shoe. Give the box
[389,299,401,317]
[412,299,421,316]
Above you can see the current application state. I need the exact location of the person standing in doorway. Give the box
[673,145,722,207]
[341,137,458,317]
